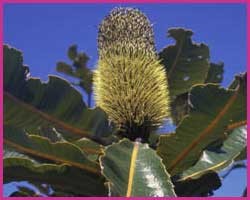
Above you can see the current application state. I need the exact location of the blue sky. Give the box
[3,3,247,197]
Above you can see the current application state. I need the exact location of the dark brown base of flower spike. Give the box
[118,121,155,143]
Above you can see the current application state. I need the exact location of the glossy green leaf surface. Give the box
[4,126,108,196]
[159,28,210,97]
[4,138,107,196]
[100,139,176,197]
[4,126,100,174]
[4,45,111,140]
[4,157,107,196]
[180,126,247,180]
[157,74,246,176]
[170,62,224,125]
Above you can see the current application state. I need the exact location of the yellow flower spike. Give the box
[94,7,170,141]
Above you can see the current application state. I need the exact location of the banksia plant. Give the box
[4,6,246,197]
[94,7,170,141]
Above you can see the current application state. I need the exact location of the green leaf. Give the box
[148,132,160,149]
[28,182,51,196]
[73,138,103,161]
[159,28,210,97]
[4,148,65,180]
[235,147,246,161]
[4,158,107,196]
[67,44,78,61]
[205,62,224,84]
[229,73,247,92]
[100,139,176,197]
[4,126,108,196]
[15,186,41,197]
[73,52,89,69]
[4,126,100,174]
[171,62,224,125]
[56,62,74,77]
[159,28,211,125]
[157,74,246,176]
[170,92,189,125]
[9,185,40,197]
[56,45,93,106]
[179,126,247,180]
[28,126,66,143]
[77,67,93,94]
[174,172,221,197]
[73,138,103,155]
[4,44,111,140]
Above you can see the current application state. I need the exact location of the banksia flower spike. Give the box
[94,7,170,141]
[98,7,155,56]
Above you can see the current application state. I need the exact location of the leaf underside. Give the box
[180,126,247,180]
[157,73,246,176]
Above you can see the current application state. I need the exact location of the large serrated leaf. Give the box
[4,157,108,196]
[4,126,100,174]
[4,44,111,140]
[169,62,224,126]
[157,74,246,176]
[179,126,247,180]
[159,28,210,97]
[100,139,176,197]
[4,137,107,196]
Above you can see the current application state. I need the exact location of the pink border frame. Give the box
[0,0,248,199]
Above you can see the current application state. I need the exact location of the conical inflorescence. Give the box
[94,7,170,141]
